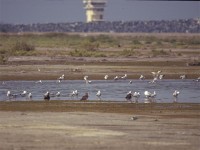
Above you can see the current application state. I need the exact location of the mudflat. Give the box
[0,102,199,150]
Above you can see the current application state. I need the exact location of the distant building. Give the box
[83,0,106,23]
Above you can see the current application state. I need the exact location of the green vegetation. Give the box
[0,33,200,64]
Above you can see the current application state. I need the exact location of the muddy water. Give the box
[0,80,199,103]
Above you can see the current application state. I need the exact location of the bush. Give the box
[11,41,35,52]
[151,49,169,56]
[0,55,7,64]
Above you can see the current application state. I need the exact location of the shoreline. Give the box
[0,101,199,114]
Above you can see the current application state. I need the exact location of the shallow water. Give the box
[0,80,199,103]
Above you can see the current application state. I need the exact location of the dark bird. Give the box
[44,91,50,101]
[125,91,132,102]
[80,92,89,101]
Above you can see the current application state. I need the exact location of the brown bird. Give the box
[80,92,89,101]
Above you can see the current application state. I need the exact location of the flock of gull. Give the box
[4,70,200,103]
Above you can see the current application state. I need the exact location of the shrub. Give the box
[0,55,7,64]
[12,41,35,52]
[151,49,169,56]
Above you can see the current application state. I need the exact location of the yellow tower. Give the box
[83,0,106,23]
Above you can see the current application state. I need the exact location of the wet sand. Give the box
[0,101,199,150]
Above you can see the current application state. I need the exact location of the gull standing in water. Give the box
[84,76,91,84]
[7,91,12,100]
[96,90,101,100]
[70,90,79,99]
[144,91,156,103]
[144,91,151,99]
[28,93,32,100]
[133,92,140,103]
[35,80,42,83]
[173,90,180,103]
[20,90,27,97]
[56,91,61,97]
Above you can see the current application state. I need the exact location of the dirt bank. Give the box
[0,102,199,150]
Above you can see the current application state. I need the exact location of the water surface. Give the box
[0,80,199,103]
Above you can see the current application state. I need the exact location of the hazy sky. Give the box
[0,0,199,24]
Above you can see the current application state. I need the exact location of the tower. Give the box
[83,0,106,23]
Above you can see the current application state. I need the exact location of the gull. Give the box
[144,91,151,99]
[56,91,61,97]
[96,90,101,100]
[28,93,32,100]
[84,76,91,84]
[80,92,89,101]
[84,76,88,81]
[133,92,140,103]
[35,80,42,83]
[144,91,156,98]
[159,74,165,80]
[114,76,119,80]
[20,90,27,97]
[149,77,158,84]
[129,80,133,84]
[180,74,186,79]
[125,91,133,102]
[151,70,162,78]
[139,75,145,80]
[58,74,65,82]
[144,90,156,103]
[173,90,180,102]
[104,75,109,80]
[44,91,50,101]
[130,116,138,120]
[7,91,12,100]
[7,91,18,100]
[70,90,78,99]
[121,74,127,80]
[151,91,157,99]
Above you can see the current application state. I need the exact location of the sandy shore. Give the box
[0,102,199,150]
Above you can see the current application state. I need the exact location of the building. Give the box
[83,0,106,23]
